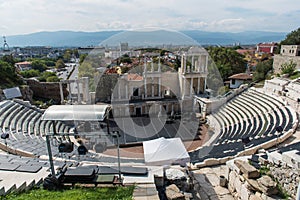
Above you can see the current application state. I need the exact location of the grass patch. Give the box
[2,185,135,200]
[289,71,300,80]
[259,166,270,176]
[276,181,290,199]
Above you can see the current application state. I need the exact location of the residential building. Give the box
[256,42,278,54]
[15,61,32,71]
[273,45,300,74]
[228,73,252,89]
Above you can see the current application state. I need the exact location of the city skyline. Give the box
[0,0,299,36]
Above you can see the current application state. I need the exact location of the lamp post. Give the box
[112,131,122,184]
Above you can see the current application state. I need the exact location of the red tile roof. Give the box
[228,73,252,80]
[15,61,32,65]
[127,73,143,81]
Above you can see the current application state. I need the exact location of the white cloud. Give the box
[0,0,299,35]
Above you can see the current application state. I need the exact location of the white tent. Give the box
[143,137,190,166]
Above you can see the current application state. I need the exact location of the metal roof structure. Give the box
[41,104,111,122]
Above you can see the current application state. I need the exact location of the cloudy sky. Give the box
[0,0,299,35]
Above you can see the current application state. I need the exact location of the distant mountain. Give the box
[5,30,287,47]
[181,30,287,45]
[6,31,122,47]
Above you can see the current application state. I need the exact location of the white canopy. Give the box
[143,137,190,166]
[41,104,111,121]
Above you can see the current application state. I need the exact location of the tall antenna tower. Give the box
[3,36,10,52]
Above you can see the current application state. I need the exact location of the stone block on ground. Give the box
[165,169,187,181]
[165,184,185,200]
[257,176,278,196]
[234,160,260,179]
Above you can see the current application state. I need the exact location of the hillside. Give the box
[5,30,286,47]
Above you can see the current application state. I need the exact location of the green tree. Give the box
[78,62,99,91]
[31,60,47,72]
[39,71,57,82]
[19,69,40,78]
[280,60,296,76]
[46,76,60,82]
[55,59,66,70]
[253,59,273,81]
[207,47,247,80]
[79,54,87,64]
[1,55,15,65]
[0,60,23,87]
[63,49,72,62]
[78,62,97,78]
[120,54,132,64]
[281,27,300,45]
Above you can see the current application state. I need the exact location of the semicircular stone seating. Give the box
[190,88,297,164]
[0,100,143,166]
[0,100,72,158]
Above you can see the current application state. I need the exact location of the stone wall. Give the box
[26,79,68,102]
[273,54,300,74]
[226,159,280,200]
[268,161,299,199]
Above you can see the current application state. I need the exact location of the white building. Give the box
[228,73,252,89]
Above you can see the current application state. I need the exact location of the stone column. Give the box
[126,84,129,100]
[158,77,161,97]
[144,62,147,99]
[152,78,154,97]
[204,77,207,93]
[82,77,90,104]
[182,77,186,100]
[76,78,81,104]
[205,55,208,72]
[181,54,184,73]
[191,55,194,72]
[151,61,154,72]
[182,54,186,73]
[197,78,200,95]
[68,81,72,102]
[118,82,121,100]
[59,82,64,105]
[158,57,161,72]
[190,78,193,97]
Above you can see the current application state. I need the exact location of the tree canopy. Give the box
[253,59,273,81]
[280,60,296,76]
[207,47,247,80]
[38,71,60,82]
[55,59,66,69]
[0,60,23,88]
[281,27,300,45]
[31,60,47,72]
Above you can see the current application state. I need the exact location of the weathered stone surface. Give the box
[234,160,260,179]
[247,179,261,191]
[257,176,278,196]
[250,194,263,200]
[234,173,243,195]
[205,173,220,187]
[218,194,235,200]
[241,183,252,200]
[228,170,237,193]
[165,169,186,181]
[214,186,230,196]
[165,184,185,200]
[27,79,68,101]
